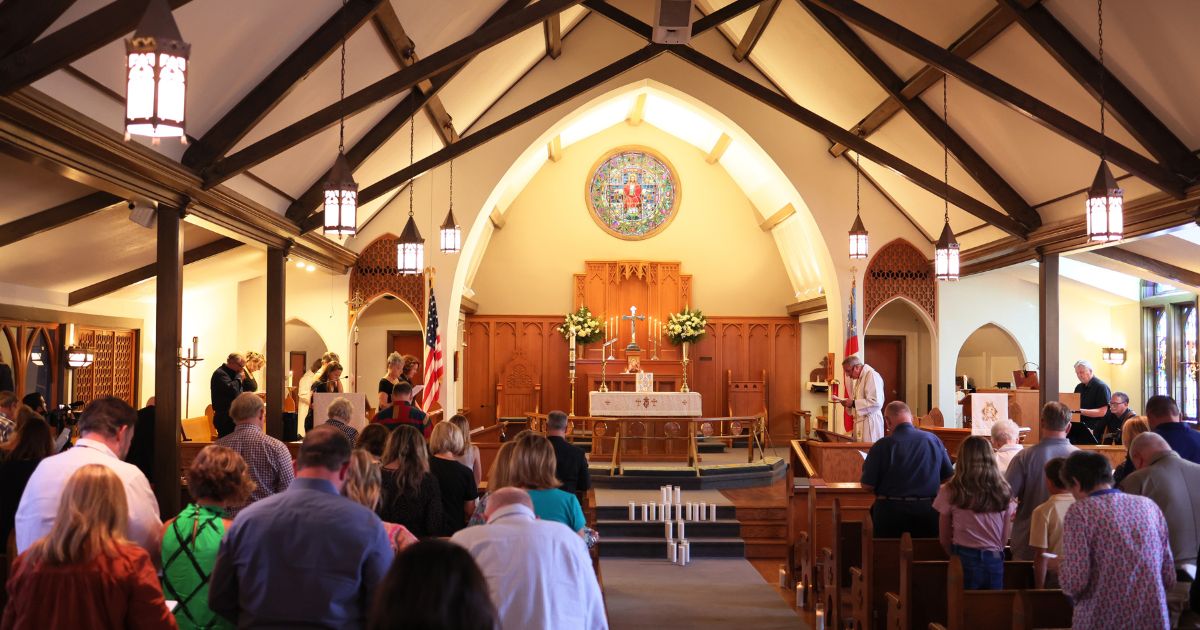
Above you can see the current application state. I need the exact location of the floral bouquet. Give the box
[664,308,707,345]
[557,306,604,344]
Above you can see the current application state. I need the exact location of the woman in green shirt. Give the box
[492,431,587,533]
[162,445,256,629]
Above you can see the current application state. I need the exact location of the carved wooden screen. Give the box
[74,327,139,404]
[864,239,936,324]
[349,234,426,321]
[573,261,691,360]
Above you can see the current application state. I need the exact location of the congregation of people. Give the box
[0,368,603,630]
[862,388,1200,629]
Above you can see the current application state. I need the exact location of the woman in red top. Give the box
[2,464,176,630]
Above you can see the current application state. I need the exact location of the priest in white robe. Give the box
[834,355,885,443]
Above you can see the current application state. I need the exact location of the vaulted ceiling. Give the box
[0,0,1198,305]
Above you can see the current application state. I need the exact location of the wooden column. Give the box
[153,204,184,518]
[1038,251,1059,409]
[265,246,286,440]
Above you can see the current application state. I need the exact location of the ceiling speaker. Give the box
[652,0,694,45]
[128,201,157,229]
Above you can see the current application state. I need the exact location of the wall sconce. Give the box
[1102,347,1127,365]
[66,345,96,369]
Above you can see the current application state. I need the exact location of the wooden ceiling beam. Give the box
[297,45,666,232]
[806,0,1186,198]
[284,0,530,223]
[829,5,1016,157]
[733,0,781,62]
[371,1,461,146]
[669,45,1029,238]
[0,0,78,59]
[201,0,584,188]
[0,191,123,248]
[544,12,564,59]
[996,0,1200,181]
[692,0,770,36]
[0,0,196,94]
[68,237,243,306]
[181,0,385,170]
[804,2,1040,230]
[1090,246,1200,289]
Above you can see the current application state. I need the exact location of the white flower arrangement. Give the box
[557,306,604,344]
[665,308,707,345]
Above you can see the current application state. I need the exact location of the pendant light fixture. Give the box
[397,119,424,274]
[934,77,960,282]
[440,160,462,254]
[848,147,868,260]
[1085,0,1123,243]
[124,0,189,142]
[323,0,357,237]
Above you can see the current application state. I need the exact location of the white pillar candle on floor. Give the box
[665,521,673,540]
[628,501,636,521]
[668,541,678,563]
[677,519,685,540]
[795,583,803,608]
[699,502,707,521]
[684,502,691,521]
[641,503,649,522]
[778,564,787,587]
[674,486,682,504]
[710,505,718,522]
[663,504,670,522]
[649,502,657,521]
[661,486,670,505]
[814,604,825,630]
[681,540,690,565]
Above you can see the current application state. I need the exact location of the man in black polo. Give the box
[1099,391,1136,444]
[860,401,953,538]
[546,410,590,500]
[1073,360,1112,443]
[211,353,246,438]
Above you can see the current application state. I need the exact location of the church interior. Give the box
[1,0,1199,628]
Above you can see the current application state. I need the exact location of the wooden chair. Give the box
[495,353,541,420]
[727,369,768,459]
[917,407,945,428]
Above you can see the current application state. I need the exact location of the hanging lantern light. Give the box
[848,150,868,260]
[397,119,424,274]
[66,345,96,369]
[440,160,461,254]
[323,1,357,238]
[935,78,959,281]
[1085,0,1123,243]
[124,0,189,142]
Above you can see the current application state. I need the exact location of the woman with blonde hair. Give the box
[378,352,405,410]
[377,425,444,538]
[492,431,586,534]
[428,422,478,534]
[1113,415,1151,484]
[3,464,176,629]
[161,445,255,629]
[933,435,1016,590]
[343,450,416,551]
[449,414,482,485]
[241,351,265,393]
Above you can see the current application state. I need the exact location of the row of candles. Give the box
[778,564,825,629]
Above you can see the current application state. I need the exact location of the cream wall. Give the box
[470,123,794,315]
[799,318,830,420]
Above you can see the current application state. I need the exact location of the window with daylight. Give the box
[1143,281,1200,420]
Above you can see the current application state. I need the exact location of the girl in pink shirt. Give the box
[933,436,1017,589]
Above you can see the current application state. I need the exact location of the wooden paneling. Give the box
[462,314,801,438]
[573,261,691,361]
[74,326,139,405]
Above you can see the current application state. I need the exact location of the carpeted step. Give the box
[601,536,746,558]
[597,519,742,538]
[597,505,737,520]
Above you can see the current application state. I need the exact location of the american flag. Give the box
[843,275,859,432]
[420,277,443,411]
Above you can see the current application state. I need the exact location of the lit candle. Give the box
[795,583,803,608]
[669,541,678,563]
[681,540,690,565]
[814,604,825,630]
[778,565,787,587]
[629,501,636,521]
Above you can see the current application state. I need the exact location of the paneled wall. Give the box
[463,315,800,437]
[75,327,139,405]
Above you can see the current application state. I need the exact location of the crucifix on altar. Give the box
[621,306,646,374]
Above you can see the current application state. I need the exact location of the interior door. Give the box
[388,331,424,385]
[288,351,306,407]
[865,335,906,405]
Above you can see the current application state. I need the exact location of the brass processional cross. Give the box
[621,305,646,350]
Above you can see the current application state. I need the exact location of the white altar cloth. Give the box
[589,391,703,417]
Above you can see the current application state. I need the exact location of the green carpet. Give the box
[602,558,807,629]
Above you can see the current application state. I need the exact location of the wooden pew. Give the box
[940,556,1039,630]
[847,516,945,630]
[803,440,871,483]
[795,483,873,611]
[817,499,863,629]
[1012,589,1073,630]
[1078,444,1126,470]
[921,427,971,461]
[885,535,1034,630]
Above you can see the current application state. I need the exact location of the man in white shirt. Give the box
[451,487,606,630]
[991,419,1024,474]
[14,396,161,554]
[833,355,884,442]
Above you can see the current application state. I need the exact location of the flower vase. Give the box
[680,341,690,393]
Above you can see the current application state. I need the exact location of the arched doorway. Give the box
[353,295,423,403]
[865,298,936,413]
[955,323,1025,391]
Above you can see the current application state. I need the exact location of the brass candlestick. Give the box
[680,341,690,393]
